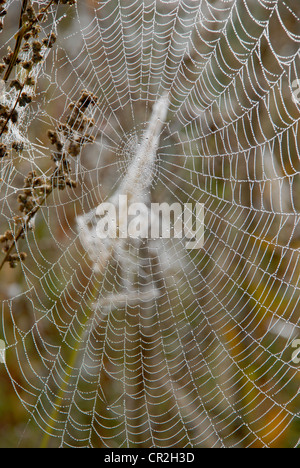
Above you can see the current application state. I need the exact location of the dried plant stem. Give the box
[3,0,28,81]
[0,88,96,271]
[3,0,55,82]
[0,155,73,272]
[0,184,52,271]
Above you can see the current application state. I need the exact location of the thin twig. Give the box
[3,0,28,82]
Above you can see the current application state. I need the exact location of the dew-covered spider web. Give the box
[0,0,299,448]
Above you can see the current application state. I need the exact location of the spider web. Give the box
[0,0,299,448]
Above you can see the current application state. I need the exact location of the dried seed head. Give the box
[32,177,44,187]
[32,52,43,64]
[4,230,13,241]
[25,5,36,22]
[18,193,27,204]
[10,80,23,91]
[78,135,95,145]
[9,254,20,262]
[25,76,35,87]
[19,252,27,262]
[0,143,7,158]
[10,109,18,124]
[24,32,32,41]
[58,123,70,137]
[31,25,41,38]
[22,42,31,52]
[0,104,9,117]
[47,130,59,145]
[79,90,98,109]
[67,140,81,157]
[56,141,63,152]
[43,33,57,48]
[32,41,42,53]
[12,142,24,152]
[0,234,7,243]
[67,179,77,188]
[0,119,8,133]
[22,60,33,71]
[19,92,32,107]
[24,171,36,186]
[3,54,12,65]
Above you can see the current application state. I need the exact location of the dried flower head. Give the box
[0,104,9,118]
[25,76,35,87]
[12,142,24,153]
[43,33,57,48]
[22,61,33,71]
[0,143,7,158]
[67,140,81,157]
[18,92,32,107]
[11,109,19,124]
[10,79,23,91]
